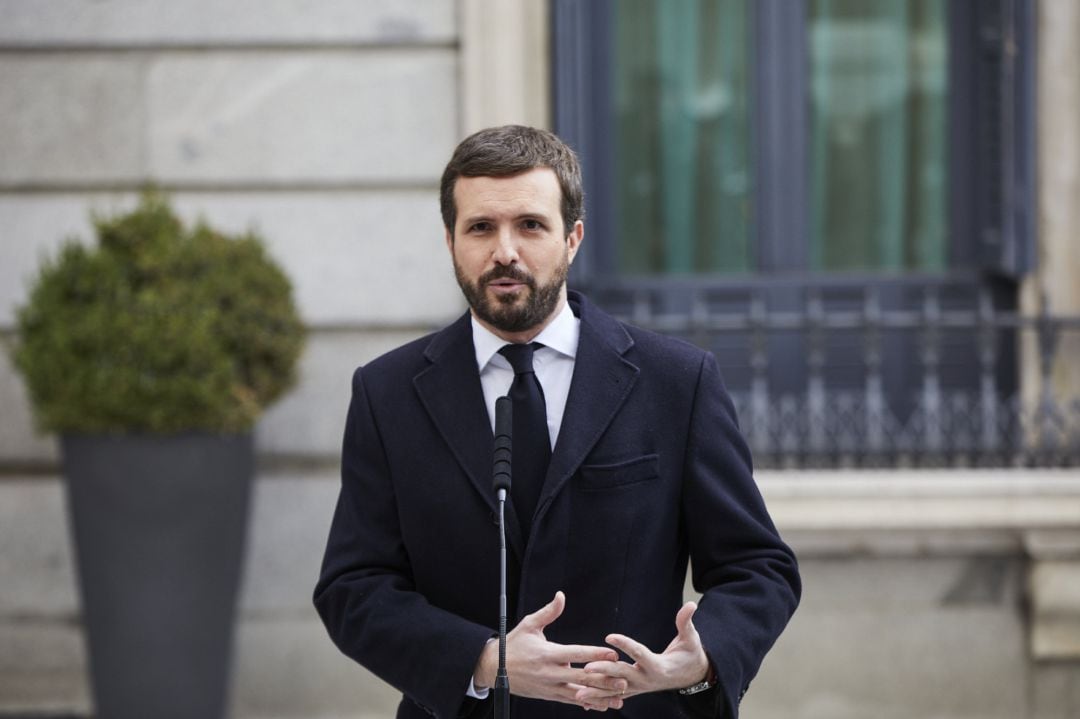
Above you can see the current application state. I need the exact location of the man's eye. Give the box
[470,222,492,233]
[523,219,542,231]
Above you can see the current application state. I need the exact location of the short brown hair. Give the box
[440,125,585,237]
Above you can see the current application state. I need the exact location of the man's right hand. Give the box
[473,591,629,711]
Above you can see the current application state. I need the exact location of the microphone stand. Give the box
[492,397,513,719]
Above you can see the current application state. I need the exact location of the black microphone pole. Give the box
[492,396,513,719]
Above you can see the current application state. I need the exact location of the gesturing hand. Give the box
[575,601,711,706]
[473,591,629,711]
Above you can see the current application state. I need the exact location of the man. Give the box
[314,125,799,718]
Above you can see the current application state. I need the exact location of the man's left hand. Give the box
[575,601,711,706]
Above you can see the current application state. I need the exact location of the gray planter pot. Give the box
[61,434,254,719]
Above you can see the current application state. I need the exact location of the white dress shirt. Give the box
[472,300,580,450]
[465,299,580,699]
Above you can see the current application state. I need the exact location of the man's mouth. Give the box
[487,278,528,292]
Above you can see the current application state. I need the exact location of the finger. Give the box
[519,590,565,631]
[575,684,618,698]
[555,681,623,709]
[605,633,654,663]
[578,690,630,703]
[542,659,620,688]
[571,685,625,712]
[582,659,632,679]
[544,680,597,705]
[675,601,699,640]
[575,689,626,711]
[576,685,629,703]
[555,663,628,692]
[574,671,628,694]
[547,643,619,665]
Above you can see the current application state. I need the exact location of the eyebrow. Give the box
[461,211,554,226]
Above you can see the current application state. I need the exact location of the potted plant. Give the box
[11,190,305,719]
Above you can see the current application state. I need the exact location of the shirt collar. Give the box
[472,300,580,371]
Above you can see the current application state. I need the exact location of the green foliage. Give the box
[12,191,305,434]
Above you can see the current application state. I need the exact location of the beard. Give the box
[454,255,568,334]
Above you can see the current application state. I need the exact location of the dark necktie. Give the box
[498,342,551,539]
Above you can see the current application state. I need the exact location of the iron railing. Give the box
[586,274,1080,468]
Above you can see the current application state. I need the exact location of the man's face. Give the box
[446,167,583,339]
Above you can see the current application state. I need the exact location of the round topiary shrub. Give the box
[13,190,305,434]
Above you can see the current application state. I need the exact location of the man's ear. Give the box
[444,228,454,255]
[566,220,584,265]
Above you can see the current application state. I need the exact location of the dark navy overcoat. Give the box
[314,292,800,719]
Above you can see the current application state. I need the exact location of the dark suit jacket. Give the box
[314,291,800,719]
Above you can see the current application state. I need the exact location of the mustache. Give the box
[480,265,535,286]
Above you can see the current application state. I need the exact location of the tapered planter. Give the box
[61,433,254,719]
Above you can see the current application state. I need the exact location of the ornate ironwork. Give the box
[587,275,1080,467]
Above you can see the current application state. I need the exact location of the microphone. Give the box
[493,397,513,497]
[492,396,512,719]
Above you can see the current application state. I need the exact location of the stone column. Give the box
[1023,0,1080,412]
[1027,532,1080,660]
[459,0,551,135]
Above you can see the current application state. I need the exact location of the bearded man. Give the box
[314,125,799,719]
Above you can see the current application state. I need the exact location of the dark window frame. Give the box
[552,0,1036,285]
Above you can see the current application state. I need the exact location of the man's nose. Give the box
[491,228,520,265]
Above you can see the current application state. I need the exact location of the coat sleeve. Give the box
[678,352,801,718]
[313,367,493,719]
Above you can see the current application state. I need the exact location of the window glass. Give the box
[613,0,754,275]
[809,0,948,271]
[610,0,949,276]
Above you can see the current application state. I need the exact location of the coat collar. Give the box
[412,291,639,551]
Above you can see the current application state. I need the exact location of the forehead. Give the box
[453,167,561,220]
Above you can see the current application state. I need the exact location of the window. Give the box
[553,0,1037,465]
[555,0,1033,281]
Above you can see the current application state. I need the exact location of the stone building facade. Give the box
[0,1,1077,717]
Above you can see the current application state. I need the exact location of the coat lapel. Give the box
[534,293,639,525]
[412,313,526,557]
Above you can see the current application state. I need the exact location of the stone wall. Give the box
[750,471,1080,719]
[0,0,464,714]
[0,1,465,466]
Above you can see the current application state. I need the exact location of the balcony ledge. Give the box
[759,469,1080,659]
